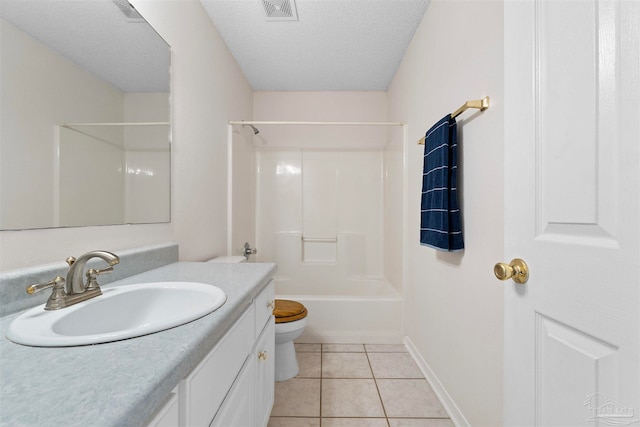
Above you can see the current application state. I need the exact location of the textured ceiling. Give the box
[201,0,430,91]
[0,0,170,93]
[0,0,428,93]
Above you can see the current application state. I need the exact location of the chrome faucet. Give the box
[26,250,119,310]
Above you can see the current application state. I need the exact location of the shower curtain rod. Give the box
[229,120,404,126]
[61,122,169,127]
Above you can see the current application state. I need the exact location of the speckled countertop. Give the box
[0,261,276,427]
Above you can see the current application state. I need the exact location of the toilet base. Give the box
[274,340,299,382]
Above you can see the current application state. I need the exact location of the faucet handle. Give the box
[26,277,69,310]
[85,267,113,291]
[26,276,65,295]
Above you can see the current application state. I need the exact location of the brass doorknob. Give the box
[494,258,529,284]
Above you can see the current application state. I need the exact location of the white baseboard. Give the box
[297,330,402,344]
[404,336,471,427]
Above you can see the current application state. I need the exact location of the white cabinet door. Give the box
[504,1,639,425]
[256,320,275,427]
[210,356,257,427]
[254,281,275,339]
[181,307,254,427]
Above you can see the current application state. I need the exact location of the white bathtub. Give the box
[275,278,403,344]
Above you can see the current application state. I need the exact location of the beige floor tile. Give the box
[323,353,373,378]
[269,344,452,426]
[365,344,407,353]
[297,352,321,378]
[322,379,385,418]
[377,379,448,418]
[368,353,423,379]
[271,378,321,417]
[267,417,321,427]
[296,343,322,352]
[321,418,389,426]
[322,344,365,352]
[388,419,454,427]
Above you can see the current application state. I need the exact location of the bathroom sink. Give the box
[5,282,227,347]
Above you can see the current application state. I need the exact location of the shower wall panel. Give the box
[302,151,337,239]
[256,150,302,264]
[337,150,383,277]
[256,148,384,281]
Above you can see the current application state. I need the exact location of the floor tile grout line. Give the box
[319,344,323,426]
[269,415,450,419]
[304,376,425,380]
[365,347,391,426]
[269,417,450,420]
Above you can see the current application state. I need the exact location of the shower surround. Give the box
[254,145,404,343]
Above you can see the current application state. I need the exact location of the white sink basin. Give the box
[5,282,227,347]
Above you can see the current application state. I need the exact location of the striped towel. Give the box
[420,115,464,251]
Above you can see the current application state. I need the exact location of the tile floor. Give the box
[268,343,454,427]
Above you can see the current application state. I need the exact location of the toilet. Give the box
[206,256,308,382]
[273,299,308,382]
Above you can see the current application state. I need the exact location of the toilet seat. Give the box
[274,300,307,324]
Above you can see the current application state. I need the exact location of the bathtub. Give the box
[275,277,403,344]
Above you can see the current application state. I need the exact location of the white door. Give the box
[504,1,639,426]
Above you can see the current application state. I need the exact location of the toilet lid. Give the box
[274,299,307,324]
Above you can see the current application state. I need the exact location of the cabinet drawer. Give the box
[182,306,255,427]
[254,280,275,338]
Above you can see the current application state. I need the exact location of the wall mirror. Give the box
[0,0,171,230]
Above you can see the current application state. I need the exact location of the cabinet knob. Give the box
[258,351,268,361]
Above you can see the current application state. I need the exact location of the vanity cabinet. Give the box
[146,388,180,427]
[147,280,275,427]
[211,283,275,427]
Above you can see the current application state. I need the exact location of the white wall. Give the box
[388,2,504,426]
[0,0,253,270]
[135,0,254,262]
[254,92,388,123]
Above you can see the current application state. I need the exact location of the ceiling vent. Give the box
[262,0,298,21]
[112,0,145,23]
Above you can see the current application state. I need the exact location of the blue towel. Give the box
[420,115,464,251]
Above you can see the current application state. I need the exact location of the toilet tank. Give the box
[206,256,246,263]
